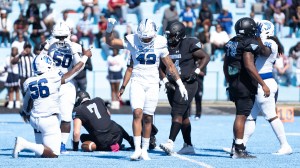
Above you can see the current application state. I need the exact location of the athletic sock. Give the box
[243,120,256,146]
[23,139,44,156]
[142,137,150,151]
[181,123,192,146]
[169,122,182,142]
[235,139,243,145]
[61,133,70,145]
[134,136,141,151]
[270,118,288,146]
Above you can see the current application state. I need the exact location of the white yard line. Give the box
[286,132,300,136]
[172,153,214,168]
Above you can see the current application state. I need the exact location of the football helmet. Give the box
[234,17,256,37]
[33,54,54,75]
[52,22,71,48]
[75,90,90,107]
[258,20,274,39]
[165,21,186,46]
[137,19,157,46]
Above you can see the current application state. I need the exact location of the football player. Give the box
[105,18,188,160]
[41,22,87,154]
[243,20,292,155]
[12,50,92,158]
[72,90,134,152]
[159,21,210,155]
[223,17,270,159]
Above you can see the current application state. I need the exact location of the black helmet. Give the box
[234,17,256,37]
[165,21,186,46]
[75,91,90,107]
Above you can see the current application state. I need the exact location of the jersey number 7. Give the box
[28,78,50,99]
[87,103,101,119]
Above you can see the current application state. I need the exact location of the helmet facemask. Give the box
[137,19,157,47]
[54,35,68,48]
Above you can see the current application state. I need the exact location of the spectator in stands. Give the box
[216,7,233,36]
[265,0,292,26]
[12,14,29,42]
[273,53,293,86]
[57,11,75,33]
[72,35,93,91]
[0,0,12,13]
[80,0,99,23]
[11,32,26,55]
[11,42,34,95]
[153,0,171,14]
[197,23,211,57]
[162,0,179,33]
[107,48,124,110]
[250,11,260,23]
[210,24,229,61]
[42,1,55,37]
[76,12,94,46]
[201,0,223,14]
[0,10,11,47]
[125,0,142,24]
[106,0,127,24]
[195,2,213,34]
[273,8,285,38]
[5,47,20,109]
[18,0,27,15]
[287,6,300,38]
[288,42,300,86]
[179,4,196,36]
[26,2,40,25]
[95,14,107,48]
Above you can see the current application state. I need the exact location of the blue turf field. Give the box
[0,113,299,168]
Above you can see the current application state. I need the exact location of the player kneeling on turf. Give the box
[72,91,135,152]
[13,49,92,158]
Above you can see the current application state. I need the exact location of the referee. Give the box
[11,42,34,95]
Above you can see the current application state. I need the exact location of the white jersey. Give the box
[48,42,82,74]
[24,69,62,117]
[124,34,169,84]
[255,38,278,74]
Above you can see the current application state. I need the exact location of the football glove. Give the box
[186,68,200,83]
[176,79,188,101]
[256,22,263,38]
[106,18,117,33]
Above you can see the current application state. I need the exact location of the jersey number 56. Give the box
[28,78,50,99]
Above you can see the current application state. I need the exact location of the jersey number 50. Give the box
[28,78,50,99]
[136,53,156,64]
[53,51,73,68]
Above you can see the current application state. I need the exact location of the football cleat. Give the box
[177,143,195,155]
[12,137,26,158]
[130,149,142,161]
[149,135,156,150]
[159,139,174,155]
[140,150,151,160]
[272,145,292,155]
[232,144,256,159]
[60,143,69,154]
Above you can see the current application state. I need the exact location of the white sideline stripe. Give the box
[172,153,214,168]
[286,132,300,136]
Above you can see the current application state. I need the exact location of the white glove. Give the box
[176,79,188,101]
[106,18,117,33]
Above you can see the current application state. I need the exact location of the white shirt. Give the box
[5,56,18,74]
[23,69,62,117]
[11,40,25,54]
[123,34,169,84]
[255,38,278,74]
[107,54,124,72]
[210,30,230,46]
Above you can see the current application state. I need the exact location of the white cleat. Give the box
[140,150,151,160]
[12,137,26,158]
[159,139,174,155]
[177,143,195,155]
[130,149,142,161]
[272,145,293,155]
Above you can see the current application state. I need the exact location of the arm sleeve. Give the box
[22,89,31,115]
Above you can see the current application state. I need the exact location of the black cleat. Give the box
[232,144,256,159]
[149,135,156,150]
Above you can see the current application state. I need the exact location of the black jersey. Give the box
[73,97,113,136]
[224,36,261,97]
[165,37,202,80]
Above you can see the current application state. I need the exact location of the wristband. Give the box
[163,77,169,84]
[176,79,184,87]
[195,68,201,75]
[80,55,88,64]
[120,85,125,90]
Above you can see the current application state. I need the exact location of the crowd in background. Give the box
[0,0,300,109]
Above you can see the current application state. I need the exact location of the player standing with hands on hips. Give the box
[105,18,188,160]
[159,21,210,155]
[223,17,271,159]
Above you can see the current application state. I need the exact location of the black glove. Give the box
[186,73,198,83]
[72,140,79,151]
[165,82,175,93]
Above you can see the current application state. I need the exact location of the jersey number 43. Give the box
[136,53,156,64]
[28,78,50,99]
